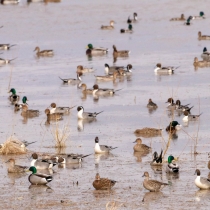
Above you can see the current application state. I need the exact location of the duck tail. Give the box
[59,77,65,81]
[111,147,118,150]
[82,153,92,158]
[69,105,77,110]
[10,44,17,48]
[9,57,17,62]
[96,111,103,115]
[114,88,123,92]
[175,66,180,70]
[198,112,203,117]
[187,106,194,112]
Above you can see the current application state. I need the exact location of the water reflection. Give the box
[94,153,114,167]
[150,165,163,174]
[77,118,97,131]
[133,151,150,162]
[7,173,27,184]
[28,185,53,194]
[142,191,164,203]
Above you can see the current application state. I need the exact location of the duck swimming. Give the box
[133,138,151,152]
[0,44,16,50]
[34,46,54,56]
[170,14,185,21]
[127,13,138,23]
[192,11,205,20]
[166,155,179,173]
[120,24,133,33]
[198,31,210,40]
[86,44,108,56]
[59,73,82,84]
[101,20,115,30]
[113,45,130,57]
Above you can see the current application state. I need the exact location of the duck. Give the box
[182,111,202,122]
[27,166,53,185]
[93,173,117,190]
[30,153,57,170]
[59,73,82,84]
[0,57,16,64]
[94,136,117,154]
[150,150,163,166]
[101,20,115,30]
[127,13,138,23]
[133,138,151,152]
[21,105,39,118]
[50,103,75,114]
[77,106,103,120]
[166,121,182,132]
[6,158,28,173]
[134,128,162,138]
[34,46,54,56]
[14,96,28,111]
[184,16,192,25]
[80,83,93,94]
[113,45,130,57]
[76,65,94,74]
[120,24,133,33]
[170,14,185,21]
[94,71,119,81]
[86,43,108,56]
[192,11,205,20]
[104,63,132,75]
[198,31,210,40]
[175,100,192,112]
[112,64,133,76]
[45,109,63,122]
[193,57,210,68]
[166,155,179,173]
[92,84,122,96]
[8,88,20,104]
[165,97,176,110]
[0,44,16,50]
[194,169,210,190]
[147,99,158,109]
[142,171,168,192]
[154,63,179,74]
[1,0,19,4]
[58,153,92,164]
[201,47,210,60]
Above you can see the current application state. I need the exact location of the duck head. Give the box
[168,155,175,163]
[9,88,16,95]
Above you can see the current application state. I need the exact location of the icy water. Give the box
[1,0,210,209]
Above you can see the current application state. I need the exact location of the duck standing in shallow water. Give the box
[166,155,179,173]
[101,20,115,30]
[6,159,28,173]
[170,14,185,21]
[86,44,108,56]
[34,46,54,56]
[133,138,151,152]
[194,169,210,190]
[92,173,116,190]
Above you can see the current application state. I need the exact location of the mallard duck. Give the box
[6,158,28,173]
[86,44,108,56]
[193,57,210,67]
[198,31,210,40]
[192,11,205,19]
[59,73,82,84]
[150,150,163,166]
[45,109,63,122]
[166,155,179,173]
[21,105,39,118]
[76,65,94,73]
[92,173,116,190]
[101,20,115,30]
[14,96,28,111]
[194,169,210,190]
[77,106,103,120]
[154,63,179,74]
[8,88,20,103]
[94,136,117,154]
[113,45,130,57]
[50,103,75,114]
[120,24,133,33]
[134,128,162,138]
[166,121,182,132]
[94,70,119,81]
[0,57,16,64]
[184,16,192,25]
[80,83,93,94]
[0,44,16,50]
[127,13,138,23]
[170,14,185,21]
[201,47,210,60]
[92,84,122,96]
[147,99,158,109]
[34,46,54,56]
[58,153,92,164]
[182,111,202,122]
[1,0,19,4]
[27,166,53,185]
[133,138,151,152]
[142,172,168,192]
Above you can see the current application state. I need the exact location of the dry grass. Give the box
[0,136,27,155]
[51,123,70,148]
[106,201,123,210]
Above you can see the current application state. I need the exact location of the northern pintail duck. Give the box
[6,158,28,173]
[166,155,179,173]
[198,31,210,40]
[192,11,205,19]
[21,104,39,118]
[154,63,179,74]
[134,128,162,138]
[27,166,53,185]
[94,136,117,154]
[120,24,133,33]
[194,169,210,190]
[45,109,63,122]
[34,46,54,56]
[113,45,130,57]
[147,99,158,109]
[165,97,176,110]
[133,138,151,152]
[94,70,118,81]
[201,47,210,60]
[80,83,93,94]
[0,44,16,50]
[50,103,75,114]
[0,57,16,64]
[77,106,103,120]
[150,150,163,166]
[8,88,20,104]
[76,65,94,73]
[104,63,132,75]
[101,20,115,30]
[184,16,192,25]
[1,0,19,4]
[166,121,182,132]
[127,13,138,23]
[92,84,122,96]
[14,96,28,111]
[182,111,202,122]
[142,171,168,192]
[31,153,56,170]
[175,100,193,112]
[170,14,185,21]
[93,173,117,190]
[58,153,92,164]
[193,57,210,68]
[86,43,108,55]
[59,73,82,84]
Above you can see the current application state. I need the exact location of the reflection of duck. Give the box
[150,165,162,174]
[133,151,149,162]
[29,185,53,194]
[142,191,163,203]
[94,153,112,165]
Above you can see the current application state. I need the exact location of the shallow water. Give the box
[1,0,210,209]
